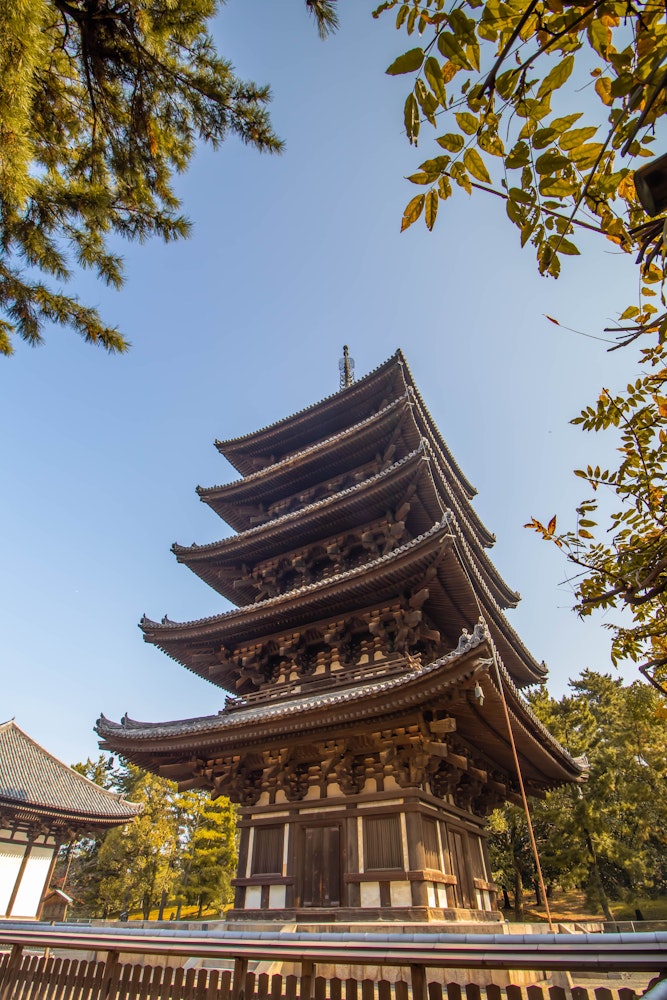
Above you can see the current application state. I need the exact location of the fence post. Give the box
[0,944,24,1000]
[301,961,315,1000]
[102,949,120,1000]
[232,958,248,1000]
[410,965,427,1000]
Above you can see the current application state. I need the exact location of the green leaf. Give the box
[533,128,558,150]
[450,162,472,194]
[478,132,504,157]
[424,57,447,105]
[448,8,477,45]
[570,143,604,169]
[404,93,420,142]
[454,112,478,135]
[535,150,570,174]
[496,69,520,100]
[406,172,431,185]
[438,175,452,200]
[550,114,583,132]
[537,55,574,98]
[401,193,425,231]
[463,148,491,183]
[559,127,598,151]
[555,237,580,255]
[425,188,438,231]
[539,176,577,198]
[587,18,610,57]
[437,32,471,69]
[386,48,425,75]
[506,141,530,169]
[436,133,465,153]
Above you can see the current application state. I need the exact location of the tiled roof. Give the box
[96,625,586,782]
[0,721,141,824]
[198,394,410,499]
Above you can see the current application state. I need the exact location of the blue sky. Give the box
[0,0,641,767]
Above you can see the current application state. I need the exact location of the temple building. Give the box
[97,350,585,923]
[0,721,140,919]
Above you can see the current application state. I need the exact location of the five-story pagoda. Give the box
[97,350,585,923]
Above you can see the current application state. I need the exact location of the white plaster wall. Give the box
[426,883,437,908]
[0,843,25,915]
[245,886,262,908]
[269,885,286,908]
[360,882,380,907]
[389,881,412,907]
[11,846,53,918]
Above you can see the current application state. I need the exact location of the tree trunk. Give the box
[513,865,524,919]
[584,828,613,921]
[142,893,150,921]
[197,894,203,919]
[534,880,542,906]
[502,886,511,909]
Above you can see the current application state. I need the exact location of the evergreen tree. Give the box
[488,671,667,918]
[174,790,237,918]
[0,0,337,356]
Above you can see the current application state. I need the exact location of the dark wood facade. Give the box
[97,351,585,923]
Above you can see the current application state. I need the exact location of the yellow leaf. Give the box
[463,148,491,183]
[424,189,438,231]
[401,194,425,232]
[595,77,613,106]
[547,515,557,534]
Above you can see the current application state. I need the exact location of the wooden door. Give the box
[301,825,341,907]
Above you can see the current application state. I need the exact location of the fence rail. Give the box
[0,923,665,1000]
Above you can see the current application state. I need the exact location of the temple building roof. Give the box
[0,721,141,830]
[97,626,584,792]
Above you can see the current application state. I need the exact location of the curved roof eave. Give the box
[215,352,405,474]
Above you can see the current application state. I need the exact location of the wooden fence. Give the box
[0,952,647,1000]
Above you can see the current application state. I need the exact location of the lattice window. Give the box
[252,825,284,875]
[364,815,404,871]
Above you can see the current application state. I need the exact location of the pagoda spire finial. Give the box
[338,345,355,390]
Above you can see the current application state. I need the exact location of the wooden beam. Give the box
[429,718,456,734]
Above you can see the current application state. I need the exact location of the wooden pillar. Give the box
[5,836,36,917]
[405,813,427,907]
[36,838,61,920]
[346,816,360,908]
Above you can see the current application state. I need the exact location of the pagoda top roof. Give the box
[0,721,141,828]
[97,626,585,790]
[214,350,477,498]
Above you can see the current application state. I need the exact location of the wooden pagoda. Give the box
[97,350,585,923]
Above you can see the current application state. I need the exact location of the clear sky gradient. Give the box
[0,0,640,767]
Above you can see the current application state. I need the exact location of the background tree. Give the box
[375,0,667,680]
[61,758,238,919]
[0,0,337,356]
[488,671,667,917]
[174,791,238,918]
